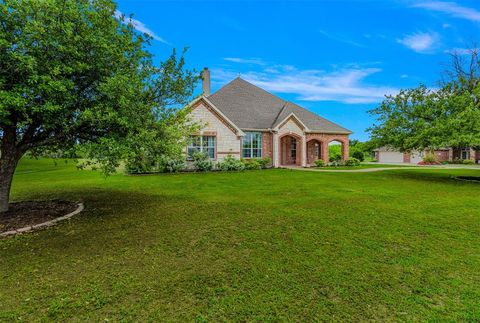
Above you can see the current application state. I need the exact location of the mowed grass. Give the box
[1,158,480,321]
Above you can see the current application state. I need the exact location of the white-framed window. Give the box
[461,148,471,160]
[242,132,262,158]
[187,136,216,159]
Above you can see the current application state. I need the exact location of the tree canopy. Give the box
[0,0,199,212]
[368,49,480,152]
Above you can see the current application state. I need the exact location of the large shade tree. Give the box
[0,0,198,212]
[368,49,480,153]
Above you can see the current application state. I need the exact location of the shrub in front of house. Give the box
[217,155,245,171]
[192,152,214,172]
[314,159,325,167]
[258,156,272,169]
[462,159,475,165]
[329,160,345,167]
[241,158,262,170]
[345,157,361,167]
[159,157,186,173]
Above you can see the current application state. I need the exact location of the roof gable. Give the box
[189,96,245,136]
[273,112,309,132]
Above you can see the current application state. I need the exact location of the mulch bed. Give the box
[0,200,78,233]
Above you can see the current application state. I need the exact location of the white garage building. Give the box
[374,147,424,164]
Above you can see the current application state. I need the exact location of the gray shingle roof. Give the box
[207,78,352,134]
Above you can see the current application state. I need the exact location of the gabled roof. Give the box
[188,96,245,136]
[207,77,352,134]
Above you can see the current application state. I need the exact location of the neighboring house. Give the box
[374,146,480,164]
[185,68,352,168]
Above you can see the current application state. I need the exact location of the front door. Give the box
[280,135,300,165]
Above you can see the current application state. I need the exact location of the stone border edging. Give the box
[0,202,84,238]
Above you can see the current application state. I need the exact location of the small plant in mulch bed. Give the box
[419,153,441,165]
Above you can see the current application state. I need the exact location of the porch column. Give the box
[342,141,349,161]
[272,132,279,167]
[301,134,307,167]
[322,142,329,163]
[448,147,453,162]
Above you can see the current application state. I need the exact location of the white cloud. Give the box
[115,11,170,45]
[401,74,409,78]
[397,32,439,53]
[224,57,265,65]
[413,1,480,22]
[211,63,398,104]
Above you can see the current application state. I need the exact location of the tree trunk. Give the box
[0,153,21,213]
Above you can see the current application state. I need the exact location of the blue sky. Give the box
[116,0,480,141]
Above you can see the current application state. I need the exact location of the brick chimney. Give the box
[202,67,210,96]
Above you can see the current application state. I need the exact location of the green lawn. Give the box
[1,158,480,321]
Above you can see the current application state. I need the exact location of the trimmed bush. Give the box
[345,157,361,167]
[462,159,475,165]
[217,155,245,171]
[241,158,262,170]
[160,157,186,173]
[314,159,325,167]
[258,156,272,169]
[192,152,214,172]
[329,160,345,167]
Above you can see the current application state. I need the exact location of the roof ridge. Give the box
[271,103,288,128]
[229,77,286,102]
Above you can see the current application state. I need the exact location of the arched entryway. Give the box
[307,139,323,165]
[279,134,302,166]
[328,139,348,162]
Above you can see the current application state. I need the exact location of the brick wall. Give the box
[262,132,273,158]
[305,133,349,162]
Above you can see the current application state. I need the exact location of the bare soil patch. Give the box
[0,200,78,233]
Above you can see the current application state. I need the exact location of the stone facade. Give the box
[189,100,241,161]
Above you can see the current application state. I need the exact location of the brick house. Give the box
[185,68,352,168]
[374,146,480,164]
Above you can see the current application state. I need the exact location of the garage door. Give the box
[378,151,404,163]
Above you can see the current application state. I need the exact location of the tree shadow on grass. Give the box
[379,169,480,186]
